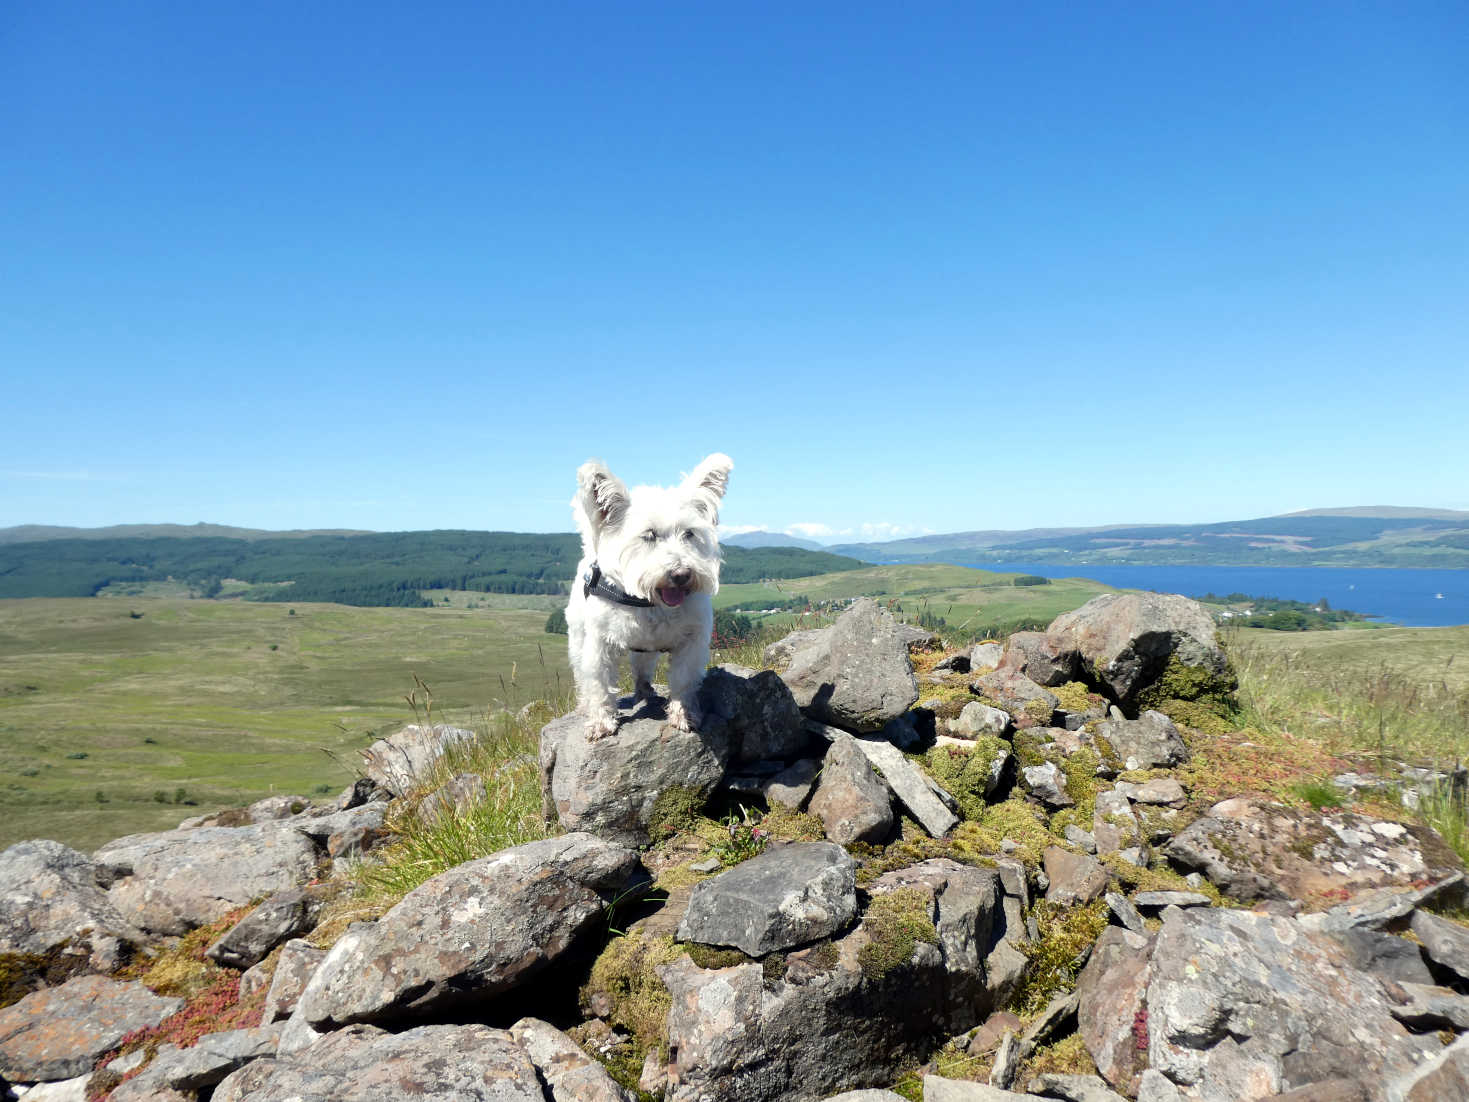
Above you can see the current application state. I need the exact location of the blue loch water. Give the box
[950,562,1469,628]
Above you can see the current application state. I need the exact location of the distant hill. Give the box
[0,531,866,606]
[0,522,374,545]
[722,530,823,550]
[832,508,1469,569]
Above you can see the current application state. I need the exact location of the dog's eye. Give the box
[641,530,658,543]
[682,530,695,542]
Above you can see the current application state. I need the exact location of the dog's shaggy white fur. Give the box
[566,453,733,740]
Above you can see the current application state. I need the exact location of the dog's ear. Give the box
[574,460,630,542]
[682,453,733,522]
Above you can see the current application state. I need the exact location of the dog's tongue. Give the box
[659,586,687,607]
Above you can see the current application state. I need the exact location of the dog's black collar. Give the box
[583,562,655,608]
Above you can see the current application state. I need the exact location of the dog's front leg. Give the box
[664,638,708,732]
[577,642,622,741]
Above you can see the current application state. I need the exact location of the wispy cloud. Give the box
[782,521,932,544]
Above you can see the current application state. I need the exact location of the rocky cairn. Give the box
[2,593,1467,1101]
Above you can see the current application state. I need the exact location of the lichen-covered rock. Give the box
[1093,790,1144,858]
[972,668,1060,725]
[700,664,810,763]
[1094,711,1190,770]
[1044,592,1228,712]
[96,822,320,936]
[775,598,920,733]
[1141,907,1440,1101]
[0,839,142,971]
[1022,762,1073,809]
[998,631,1078,687]
[953,701,1012,738]
[1078,926,1154,1092]
[295,832,639,1028]
[0,975,183,1081]
[1043,846,1109,905]
[1164,799,1461,905]
[261,938,328,1023]
[509,1016,636,1102]
[1410,909,1469,984]
[206,884,329,969]
[820,727,957,838]
[359,722,476,796]
[540,706,730,846]
[677,842,857,956]
[212,1023,546,1101]
[809,736,894,844]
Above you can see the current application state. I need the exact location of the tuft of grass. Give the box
[1291,779,1348,810]
[357,700,562,905]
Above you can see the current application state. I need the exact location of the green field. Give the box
[715,563,1114,639]
[0,598,570,850]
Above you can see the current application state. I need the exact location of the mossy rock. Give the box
[923,738,1008,820]
[581,931,686,1052]
[1013,899,1110,1014]
[858,887,939,981]
[1011,730,1052,770]
[1134,655,1238,718]
[0,945,91,1010]
[1050,681,1103,714]
[647,786,709,841]
[1152,697,1236,736]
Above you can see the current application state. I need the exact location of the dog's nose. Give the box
[670,568,693,588]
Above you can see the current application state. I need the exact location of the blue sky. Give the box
[4,2,1466,543]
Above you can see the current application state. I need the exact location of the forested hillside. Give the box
[0,532,865,606]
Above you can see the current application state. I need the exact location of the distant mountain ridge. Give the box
[0,522,374,545]
[830,506,1469,569]
[721,530,823,550]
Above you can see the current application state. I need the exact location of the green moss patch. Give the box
[647,786,708,843]
[1135,656,1238,718]
[0,944,92,1009]
[581,931,686,1052]
[923,738,1007,819]
[858,888,939,980]
[1013,899,1109,1014]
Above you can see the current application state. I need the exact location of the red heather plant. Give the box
[1132,1006,1150,1053]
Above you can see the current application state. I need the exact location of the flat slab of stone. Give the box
[1132,891,1210,910]
[677,842,857,956]
[1043,847,1109,906]
[1095,711,1190,770]
[213,1023,546,1101]
[809,735,894,845]
[206,884,329,969]
[1164,799,1461,905]
[809,724,957,838]
[96,822,320,935]
[541,708,730,846]
[296,832,639,1028]
[1410,909,1469,983]
[0,838,141,969]
[0,975,183,1080]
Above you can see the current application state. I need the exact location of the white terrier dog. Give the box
[566,453,732,740]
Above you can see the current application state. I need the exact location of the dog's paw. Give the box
[634,680,656,703]
[666,699,699,732]
[585,712,619,741]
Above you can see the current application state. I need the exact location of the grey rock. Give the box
[1298,875,1464,934]
[989,1028,1021,1087]
[699,664,809,763]
[1093,790,1143,857]
[1326,928,1433,987]
[970,642,1004,670]
[1043,846,1109,905]
[1065,825,1098,854]
[809,735,894,845]
[19,1076,94,1101]
[1095,710,1190,770]
[764,757,822,809]
[0,838,141,971]
[764,627,830,668]
[262,938,328,1022]
[206,884,328,969]
[1105,891,1145,934]
[922,1078,1028,1100]
[1025,1073,1128,1102]
[359,722,476,796]
[106,1060,192,1102]
[972,668,1059,723]
[933,652,972,674]
[1388,982,1469,1029]
[0,975,183,1080]
[823,1092,910,1102]
[1022,761,1073,809]
[1045,592,1228,710]
[894,623,939,651]
[246,794,313,821]
[998,631,1078,687]
[1142,907,1439,1101]
[540,707,730,846]
[677,842,858,955]
[1136,1069,1183,1102]
[1384,1030,1469,1102]
[953,701,1012,738]
[1077,926,1153,1091]
[296,832,639,1028]
[777,598,921,732]
[1132,891,1210,911]
[1021,989,1080,1050]
[1410,909,1469,983]
[335,776,385,810]
[1131,777,1187,806]
[97,822,320,936]
[1166,799,1461,905]
[154,1023,284,1088]
[212,1023,545,1101]
[845,732,959,837]
[510,1016,635,1102]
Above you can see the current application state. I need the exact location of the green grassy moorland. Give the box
[0,598,569,850]
[714,563,1114,640]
